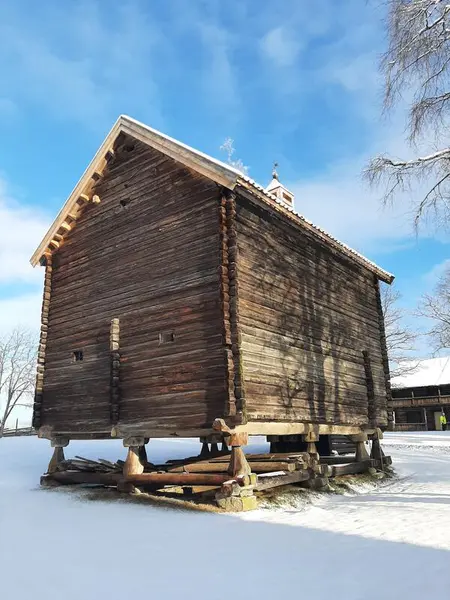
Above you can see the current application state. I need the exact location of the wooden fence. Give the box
[2,421,35,437]
[393,422,427,432]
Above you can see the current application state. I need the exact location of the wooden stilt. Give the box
[138,444,148,465]
[123,446,144,478]
[200,442,210,458]
[210,442,220,457]
[47,437,69,475]
[370,438,386,470]
[47,446,65,474]
[351,433,370,462]
[302,432,319,459]
[228,433,251,477]
[120,436,146,492]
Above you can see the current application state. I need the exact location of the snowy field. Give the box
[1,432,450,600]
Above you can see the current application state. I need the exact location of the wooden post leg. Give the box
[370,431,387,470]
[47,447,65,474]
[120,436,146,492]
[47,437,69,474]
[210,442,220,457]
[351,433,370,461]
[123,446,145,478]
[356,442,370,461]
[302,432,319,460]
[370,438,385,461]
[200,441,210,458]
[138,443,148,465]
[216,432,257,511]
[228,433,251,477]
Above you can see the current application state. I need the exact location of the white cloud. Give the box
[0,176,46,333]
[0,2,164,129]
[199,23,239,115]
[260,27,302,67]
[423,259,450,286]
[0,292,42,335]
[289,145,419,256]
[0,179,49,285]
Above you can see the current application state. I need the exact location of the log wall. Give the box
[235,196,389,428]
[40,135,227,433]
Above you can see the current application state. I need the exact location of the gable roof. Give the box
[30,114,394,283]
[392,357,450,389]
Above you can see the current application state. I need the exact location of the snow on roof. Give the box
[392,356,450,388]
[30,115,394,283]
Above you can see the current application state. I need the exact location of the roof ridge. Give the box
[30,115,394,284]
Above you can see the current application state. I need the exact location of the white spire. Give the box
[264,162,294,209]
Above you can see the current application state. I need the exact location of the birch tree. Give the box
[0,328,36,437]
[365,0,450,228]
[417,264,450,351]
[381,284,419,378]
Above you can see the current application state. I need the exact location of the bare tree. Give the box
[0,328,36,437]
[417,264,450,351]
[220,138,249,175]
[365,0,450,228]
[381,284,419,378]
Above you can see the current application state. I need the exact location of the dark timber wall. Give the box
[37,133,390,437]
[235,196,388,428]
[41,135,226,434]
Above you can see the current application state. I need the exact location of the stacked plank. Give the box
[57,455,124,473]
[166,452,310,474]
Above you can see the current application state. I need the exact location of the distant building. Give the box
[391,357,450,431]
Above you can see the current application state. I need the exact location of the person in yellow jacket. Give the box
[440,412,447,431]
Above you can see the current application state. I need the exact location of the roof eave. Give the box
[30,115,239,266]
[30,115,394,285]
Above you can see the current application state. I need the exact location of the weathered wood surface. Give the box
[235,198,389,428]
[46,471,122,485]
[255,470,310,491]
[124,472,244,486]
[33,255,52,429]
[332,460,373,476]
[37,129,390,437]
[41,136,227,433]
[168,460,297,473]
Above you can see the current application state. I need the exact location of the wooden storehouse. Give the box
[31,116,394,507]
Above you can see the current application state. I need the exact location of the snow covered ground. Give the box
[1,432,449,600]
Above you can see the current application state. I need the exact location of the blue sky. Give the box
[0,0,448,353]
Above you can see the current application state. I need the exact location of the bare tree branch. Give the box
[0,328,36,437]
[366,0,450,228]
[381,284,420,378]
[417,264,450,351]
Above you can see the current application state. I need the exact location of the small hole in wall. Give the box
[124,144,135,152]
[120,198,130,208]
[159,331,175,344]
[73,350,84,362]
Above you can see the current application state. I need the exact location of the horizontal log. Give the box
[47,471,122,485]
[125,473,246,486]
[319,456,356,465]
[236,204,373,288]
[255,470,310,491]
[332,460,373,476]
[168,461,297,473]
